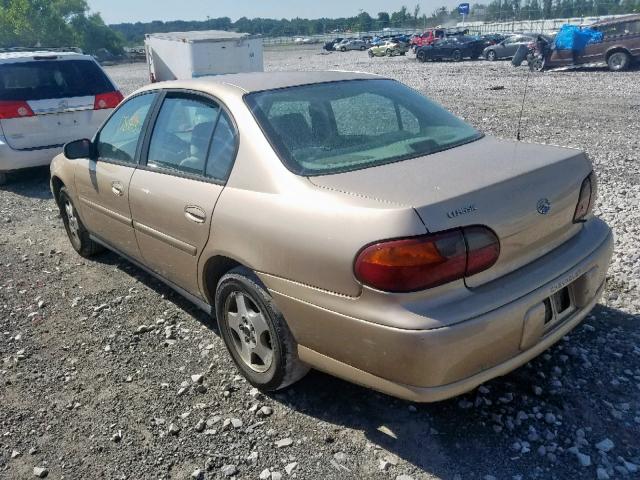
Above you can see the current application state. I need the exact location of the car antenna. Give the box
[516,68,532,141]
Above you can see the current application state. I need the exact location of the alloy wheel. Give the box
[225,291,274,373]
[64,199,81,245]
[608,52,628,71]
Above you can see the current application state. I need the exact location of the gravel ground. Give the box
[1,47,639,480]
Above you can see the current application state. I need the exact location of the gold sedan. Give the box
[50,71,613,402]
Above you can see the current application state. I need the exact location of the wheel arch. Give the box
[201,254,244,305]
[605,46,632,61]
[51,175,65,206]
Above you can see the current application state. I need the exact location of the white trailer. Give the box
[145,30,263,82]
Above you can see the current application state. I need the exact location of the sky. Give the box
[86,0,459,25]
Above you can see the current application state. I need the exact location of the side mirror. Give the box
[64,139,93,160]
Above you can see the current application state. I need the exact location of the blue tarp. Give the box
[554,24,604,51]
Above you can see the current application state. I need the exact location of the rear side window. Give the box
[205,111,237,181]
[597,21,639,36]
[147,96,220,176]
[0,59,113,101]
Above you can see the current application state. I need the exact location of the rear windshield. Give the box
[245,79,482,176]
[0,59,113,101]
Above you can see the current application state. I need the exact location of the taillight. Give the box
[573,172,597,222]
[94,91,124,110]
[0,100,34,120]
[463,226,501,276]
[354,226,500,292]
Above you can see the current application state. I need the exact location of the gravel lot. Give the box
[1,47,639,480]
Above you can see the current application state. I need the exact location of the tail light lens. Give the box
[0,100,34,119]
[94,91,124,110]
[573,172,597,222]
[355,226,500,292]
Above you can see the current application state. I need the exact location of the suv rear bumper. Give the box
[0,137,62,172]
[265,218,614,402]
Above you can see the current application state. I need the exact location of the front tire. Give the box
[607,51,631,71]
[368,49,374,58]
[58,187,103,257]
[452,49,463,62]
[486,50,497,61]
[417,50,426,62]
[386,48,393,57]
[215,267,309,391]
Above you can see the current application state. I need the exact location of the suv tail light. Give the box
[573,172,597,222]
[354,226,500,292]
[0,100,34,119]
[94,91,124,110]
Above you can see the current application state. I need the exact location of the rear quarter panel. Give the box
[195,90,427,298]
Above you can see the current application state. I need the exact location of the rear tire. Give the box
[452,49,463,62]
[417,50,426,62]
[340,47,346,52]
[386,48,392,56]
[607,51,631,71]
[215,267,309,391]
[368,49,374,58]
[360,45,366,51]
[58,187,103,258]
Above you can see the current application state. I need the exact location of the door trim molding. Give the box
[133,220,198,256]
[78,195,132,226]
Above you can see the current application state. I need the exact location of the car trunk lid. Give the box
[308,136,591,288]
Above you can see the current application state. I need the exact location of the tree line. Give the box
[0,0,123,53]
[113,1,639,44]
[1,0,638,54]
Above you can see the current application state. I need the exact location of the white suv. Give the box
[0,49,122,184]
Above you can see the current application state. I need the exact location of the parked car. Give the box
[334,39,368,51]
[483,34,537,60]
[543,14,640,71]
[417,36,485,62]
[368,40,409,57]
[51,71,613,402]
[479,33,510,49]
[0,49,122,185]
[323,37,343,51]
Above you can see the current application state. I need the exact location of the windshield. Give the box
[245,79,482,176]
[0,59,113,101]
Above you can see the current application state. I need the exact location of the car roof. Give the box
[0,51,90,63]
[147,71,383,95]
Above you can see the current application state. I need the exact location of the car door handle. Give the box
[111,181,124,196]
[184,206,206,224]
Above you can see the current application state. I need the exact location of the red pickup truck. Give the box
[411,29,445,49]
[411,27,470,51]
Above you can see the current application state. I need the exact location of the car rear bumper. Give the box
[264,218,613,402]
[0,137,62,172]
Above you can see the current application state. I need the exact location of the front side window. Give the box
[246,79,482,176]
[147,96,220,175]
[97,93,156,164]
